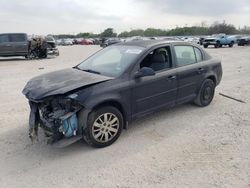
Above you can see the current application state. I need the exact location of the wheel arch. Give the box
[91,100,128,129]
[196,74,217,95]
[207,75,216,85]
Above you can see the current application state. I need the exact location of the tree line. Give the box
[53,22,250,39]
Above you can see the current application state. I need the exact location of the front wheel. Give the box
[229,42,234,47]
[215,41,220,48]
[194,79,215,107]
[82,106,123,148]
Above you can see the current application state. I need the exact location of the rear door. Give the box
[0,34,12,55]
[173,45,207,104]
[9,34,28,55]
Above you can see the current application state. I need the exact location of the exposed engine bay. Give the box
[29,97,82,144]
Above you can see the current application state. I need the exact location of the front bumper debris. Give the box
[28,97,83,145]
[28,101,39,142]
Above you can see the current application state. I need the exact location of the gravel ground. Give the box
[0,45,249,188]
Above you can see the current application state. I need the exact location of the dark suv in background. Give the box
[0,33,29,58]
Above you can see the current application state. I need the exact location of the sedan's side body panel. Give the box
[131,69,177,118]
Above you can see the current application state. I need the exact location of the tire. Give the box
[194,79,215,107]
[215,41,220,48]
[203,44,208,48]
[229,42,234,47]
[25,51,36,59]
[82,106,123,148]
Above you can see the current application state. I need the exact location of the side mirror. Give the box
[134,67,155,78]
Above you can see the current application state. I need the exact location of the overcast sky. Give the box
[0,0,249,35]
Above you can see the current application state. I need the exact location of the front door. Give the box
[131,46,177,117]
[131,69,177,117]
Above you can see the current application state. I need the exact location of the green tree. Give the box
[144,28,167,36]
[208,22,237,34]
[100,28,117,38]
[118,31,130,37]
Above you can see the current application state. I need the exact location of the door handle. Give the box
[167,75,176,81]
[197,68,205,74]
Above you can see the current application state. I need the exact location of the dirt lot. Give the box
[0,45,249,188]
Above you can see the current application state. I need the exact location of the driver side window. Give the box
[140,46,172,72]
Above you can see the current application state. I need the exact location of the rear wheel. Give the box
[203,44,208,48]
[194,79,215,107]
[82,106,123,148]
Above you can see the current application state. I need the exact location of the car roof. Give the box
[115,40,190,48]
[0,33,27,35]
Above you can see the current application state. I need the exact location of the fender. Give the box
[86,93,130,123]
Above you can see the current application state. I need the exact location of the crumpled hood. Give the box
[23,68,113,101]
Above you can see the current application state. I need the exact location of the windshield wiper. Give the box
[82,69,101,74]
[73,66,100,74]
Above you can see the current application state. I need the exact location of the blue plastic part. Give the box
[62,114,78,137]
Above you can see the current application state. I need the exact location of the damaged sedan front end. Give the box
[28,96,84,145]
[23,68,113,146]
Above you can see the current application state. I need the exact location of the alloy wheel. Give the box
[91,113,120,143]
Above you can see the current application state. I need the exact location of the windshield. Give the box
[77,45,145,77]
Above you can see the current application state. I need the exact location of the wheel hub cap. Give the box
[92,113,119,143]
[204,87,212,100]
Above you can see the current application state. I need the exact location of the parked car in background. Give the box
[0,33,29,58]
[61,39,73,46]
[79,39,94,45]
[237,36,250,46]
[23,40,222,148]
[100,38,121,47]
[203,34,236,48]
[93,38,101,45]
[45,36,59,56]
[185,37,200,44]
[162,37,181,41]
[55,39,62,45]
[199,37,207,45]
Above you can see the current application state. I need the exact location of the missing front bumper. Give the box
[28,100,82,145]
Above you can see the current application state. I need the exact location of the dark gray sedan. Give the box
[23,40,222,148]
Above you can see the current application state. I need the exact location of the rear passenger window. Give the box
[10,34,26,42]
[174,46,196,67]
[0,35,9,43]
[194,47,203,62]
